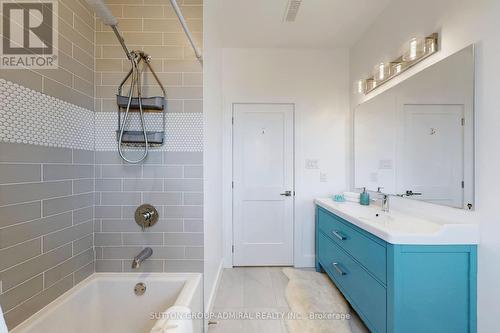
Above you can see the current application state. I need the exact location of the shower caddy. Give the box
[87,0,202,163]
[116,50,166,146]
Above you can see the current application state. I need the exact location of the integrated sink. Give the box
[315,198,479,245]
[358,213,395,225]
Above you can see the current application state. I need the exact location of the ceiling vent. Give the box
[283,0,302,22]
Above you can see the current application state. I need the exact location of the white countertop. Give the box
[315,198,479,245]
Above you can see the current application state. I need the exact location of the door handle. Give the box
[280,191,292,197]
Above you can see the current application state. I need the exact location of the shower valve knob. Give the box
[135,204,159,231]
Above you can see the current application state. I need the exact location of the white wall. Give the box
[350,0,500,331]
[203,0,224,311]
[221,48,350,267]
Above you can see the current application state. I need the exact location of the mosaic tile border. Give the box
[95,112,203,152]
[0,79,94,150]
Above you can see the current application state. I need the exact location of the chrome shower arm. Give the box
[168,0,203,65]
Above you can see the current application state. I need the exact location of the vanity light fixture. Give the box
[357,33,439,95]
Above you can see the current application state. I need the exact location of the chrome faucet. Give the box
[377,187,390,212]
[131,247,153,269]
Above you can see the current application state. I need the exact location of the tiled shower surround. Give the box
[0,143,95,328]
[93,150,203,273]
[0,0,203,330]
[93,0,204,273]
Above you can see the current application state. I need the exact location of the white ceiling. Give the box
[218,0,393,49]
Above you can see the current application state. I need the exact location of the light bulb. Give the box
[378,63,385,80]
[395,63,402,73]
[357,80,365,94]
[409,38,418,60]
[425,37,436,54]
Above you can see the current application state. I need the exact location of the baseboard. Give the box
[294,254,316,268]
[206,260,223,311]
[204,260,223,332]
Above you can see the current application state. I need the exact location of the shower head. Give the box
[85,0,118,26]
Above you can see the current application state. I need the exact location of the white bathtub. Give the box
[10,273,203,333]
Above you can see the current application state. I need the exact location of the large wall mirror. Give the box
[354,45,475,210]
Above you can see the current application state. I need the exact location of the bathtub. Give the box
[10,273,203,333]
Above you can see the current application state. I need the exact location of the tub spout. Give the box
[132,247,153,269]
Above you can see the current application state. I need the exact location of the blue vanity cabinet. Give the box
[315,206,477,333]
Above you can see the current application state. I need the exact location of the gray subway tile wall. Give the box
[94,151,204,273]
[93,0,203,274]
[0,0,203,330]
[4,275,74,329]
[0,0,95,110]
[0,143,95,328]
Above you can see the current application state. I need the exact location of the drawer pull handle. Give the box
[332,230,347,240]
[332,262,347,276]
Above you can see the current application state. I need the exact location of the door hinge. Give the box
[232,181,234,188]
[232,245,234,253]
[461,180,465,188]
[461,118,465,126]
[232,117,234,125]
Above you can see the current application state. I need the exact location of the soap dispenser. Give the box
[360,187,370,206]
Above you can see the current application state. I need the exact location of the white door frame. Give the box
[222,101,296,268]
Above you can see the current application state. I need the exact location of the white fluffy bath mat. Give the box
[282,268,369,333]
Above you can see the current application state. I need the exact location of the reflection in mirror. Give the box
[354,45,474,209]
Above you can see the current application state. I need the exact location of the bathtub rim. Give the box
[10,272,202,333]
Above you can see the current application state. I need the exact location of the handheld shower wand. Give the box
[86,0,151,163]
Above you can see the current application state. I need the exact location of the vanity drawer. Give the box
[318,207,387,283]
[318,232,387,333]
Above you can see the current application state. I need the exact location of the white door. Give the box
[233,104,294,266]
[400,104,464,208]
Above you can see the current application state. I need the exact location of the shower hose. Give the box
[118,53,149,164]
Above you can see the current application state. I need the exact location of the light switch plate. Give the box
[378,159,393,170]
[306,159,319,169]
[320,172,328,182]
